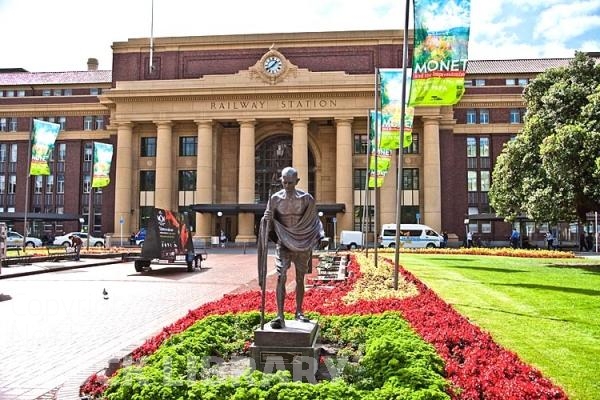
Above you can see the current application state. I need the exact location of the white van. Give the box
[379,223,443,248]
[339,230,364,249]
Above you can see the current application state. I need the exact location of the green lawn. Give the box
[392,253,600,400]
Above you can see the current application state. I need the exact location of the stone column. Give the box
[422,116,442,232]
[195,119,213,241]
[335,118,354,234]
[113,122,133,240]
[291,118,309,191]
[154,120,173,210]
[237,119,256,242]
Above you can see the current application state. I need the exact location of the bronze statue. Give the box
[258,167,323,329]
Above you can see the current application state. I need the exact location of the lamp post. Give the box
[463,218,469,247]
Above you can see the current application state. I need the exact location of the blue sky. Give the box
[0,0,599,72]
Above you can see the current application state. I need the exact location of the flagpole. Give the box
[363,112,371,256]
[87,143,94,251]
[149,0,154,72]
[373,69,381,268]
[393,0,411,290]
[23,118,34,247]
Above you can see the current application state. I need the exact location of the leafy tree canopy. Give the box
[489,52,600,223]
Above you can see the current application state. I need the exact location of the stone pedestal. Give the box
[250,320,320,382]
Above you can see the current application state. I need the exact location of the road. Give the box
[0,249,265,400]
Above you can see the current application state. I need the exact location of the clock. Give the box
[264,56,283,75]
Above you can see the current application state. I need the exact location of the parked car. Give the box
[134,228,146,246]
[6,231,43,248]
[53,232,105,247]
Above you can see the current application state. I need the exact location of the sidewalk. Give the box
[0,256,123,279]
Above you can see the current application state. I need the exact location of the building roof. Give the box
[466,58,573,74]
[0,70,112,86]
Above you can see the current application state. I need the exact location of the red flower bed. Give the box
[102,255,567,400]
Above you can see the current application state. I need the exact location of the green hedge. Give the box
[105,312,450,400]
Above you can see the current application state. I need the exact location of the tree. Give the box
[489,52,600,223]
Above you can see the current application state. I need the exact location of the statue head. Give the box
[280,167,299,192]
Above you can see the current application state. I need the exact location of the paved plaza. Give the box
[0,247,276,400]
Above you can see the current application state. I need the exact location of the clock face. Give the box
[264,56,283,75]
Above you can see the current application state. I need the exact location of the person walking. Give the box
[510,229,520,248]
[466,231,473,248]
[579,232,588,252]
[545,231,554,250]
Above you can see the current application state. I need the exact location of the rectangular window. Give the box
[475,79,486,86]
[403,168,419,190]
[53,89,62,96]
[479,137,490,157]
[8,175,16,194]
[518,78,529,86]
[479,109,489,124]
[5,90,14,97]
[83,116,93,130]
[466,137,477,157]
[466,109,476,124]
[58,143,66,161]
[505,78,516,86]
[34,176,43,193]
[0,144,6,162]
[17,90,25,97]
[467,170,478,191]
[57,175,65,193]
[46,175,54,193]
[140,170,156,191]
[84,143,93,161]
[178,170,196,191]
[83,175,91,193]
[10,117,18,131]
[510,109,521,124]
[63,88,72,96]
[59,116,66,130]
[10,144,17,162]
[141,137,157,157]
[0,118,6,132]
[480,171,490,191]
[353,168,367,190]
[403,132,419,154]
[90,88,99,95]
[179,136,197,156]
[95,116,104,130]
[464,80,473,87]
[0,176,4,194]
[42,89,51,96]
[353,134,369,154]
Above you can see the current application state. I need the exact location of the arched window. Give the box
[255,135,316,203]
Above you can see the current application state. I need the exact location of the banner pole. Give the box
[23,118,34,247]
[87,142,94,250]
[373,70,380,269]
[393,0,411,290]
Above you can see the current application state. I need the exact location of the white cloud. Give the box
[533,0,600,42]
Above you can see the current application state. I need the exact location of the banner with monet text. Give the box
[368,110,393,188]
[410,0,471,106]
[29,119,60,176]
[91,142,114,188]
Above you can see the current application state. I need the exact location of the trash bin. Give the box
[105,235,111,248]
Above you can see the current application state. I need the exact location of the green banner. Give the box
[410,0,471,106]
[379,69,414,149]
[368,111,393,188]
[91,142,114,188]
[29,119,60,176]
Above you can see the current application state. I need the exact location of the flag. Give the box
[410,0,471,106]
[91,142,114,188]
[368,110,393,188]
[379,69,414,149]
[29,119,60,175]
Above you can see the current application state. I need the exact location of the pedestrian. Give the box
[586,232,594,252]
[442,231,449,248]
[510,228,520,248]
[545,231,554,250]
[466,231,473,248]
[129,232,136,245]
[69,234,83,261]
[259,166,323,329]
[219,230,227,248]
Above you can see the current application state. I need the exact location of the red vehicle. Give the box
[132,208,206,272]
